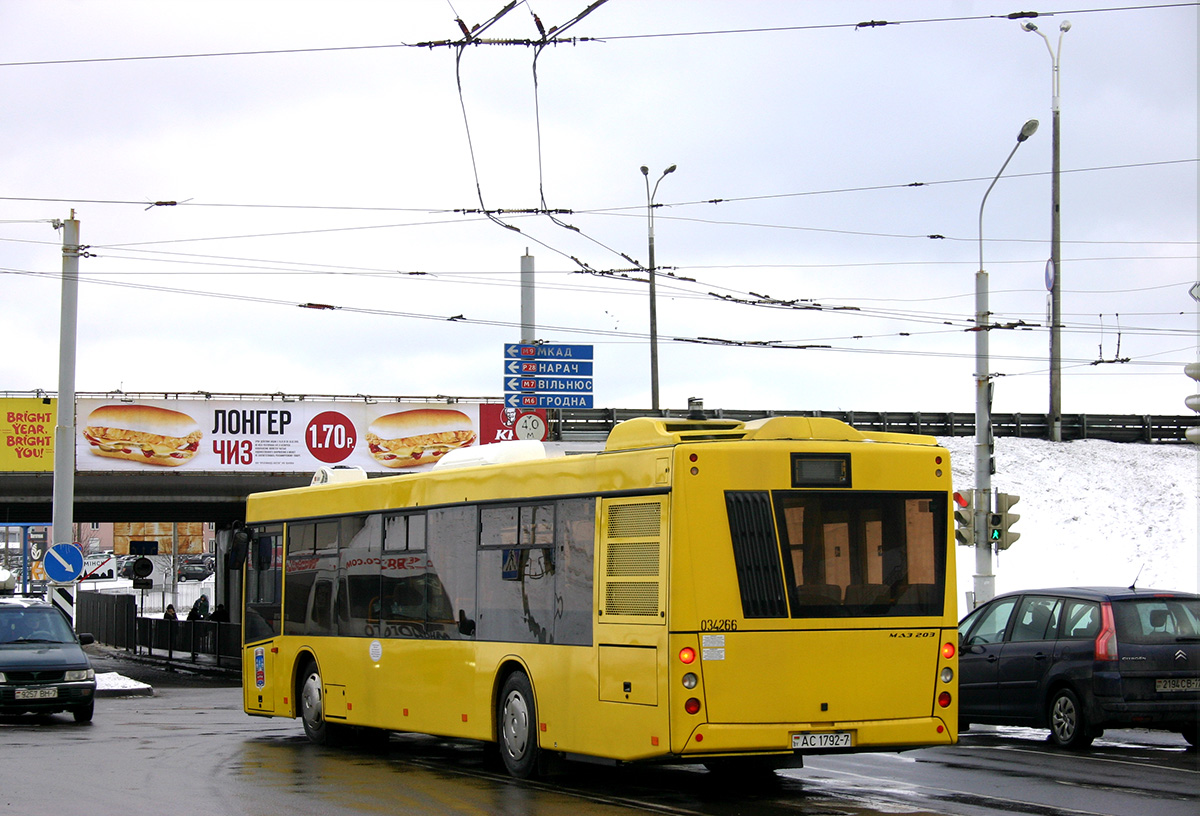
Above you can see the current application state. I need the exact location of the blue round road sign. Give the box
[44,543,84,583]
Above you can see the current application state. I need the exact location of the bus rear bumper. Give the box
[676,716,956,756]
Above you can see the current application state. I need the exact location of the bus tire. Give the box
[299,659,332,745]
[497,670,540,779]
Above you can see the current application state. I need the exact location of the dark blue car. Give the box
[0,597,97,722]
[958,586,1200,748]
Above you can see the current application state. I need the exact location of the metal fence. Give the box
[77,590,240,671]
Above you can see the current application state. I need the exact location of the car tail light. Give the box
[1095,601,1118,663]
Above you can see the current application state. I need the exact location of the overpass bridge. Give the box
[2,391,1195,525]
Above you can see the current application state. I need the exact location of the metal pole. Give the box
[1049,55,1064,442]
[974,123,1037,606]
[642,164,675,412]
[1024,21,1069,441]
[51,214,79,619]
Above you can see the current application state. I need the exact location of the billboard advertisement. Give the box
[74,399,546,474]
[1,397,57,472]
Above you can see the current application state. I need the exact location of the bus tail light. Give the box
[682,672,698,689]
[937,691,952,708]
[1095,601,1118,663]
[684,697,702,715]
[678,647,696,664]
[941,642,955,659]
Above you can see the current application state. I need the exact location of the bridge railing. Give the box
[551,410,1198,444]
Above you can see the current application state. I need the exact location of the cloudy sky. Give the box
[2,0,1196,415]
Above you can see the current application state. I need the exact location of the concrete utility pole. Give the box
[520,249,535,343]
[51,214,80,619]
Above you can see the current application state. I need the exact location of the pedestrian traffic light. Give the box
[953,491,975,546]
[993,492,1021,550]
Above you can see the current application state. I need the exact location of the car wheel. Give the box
[299,661,331,744]
[73,701,94,723]
[1048,688,1093,749]
[497,670,540,778]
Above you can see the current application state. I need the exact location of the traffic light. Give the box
[991,492,1021,550]
[953,491,975,546]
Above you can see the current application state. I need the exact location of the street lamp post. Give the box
[1023,19,1070,442]
[974,119,1039,606]
[641,164,675,412]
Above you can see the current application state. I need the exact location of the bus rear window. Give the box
[727,491,947,618]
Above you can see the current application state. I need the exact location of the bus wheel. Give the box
[497,671,540,778]
[299,661,330,744]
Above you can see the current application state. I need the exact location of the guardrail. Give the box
[551,410,1199,444]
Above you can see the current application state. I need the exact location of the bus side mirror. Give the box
[457,610,475,637]
[254,537,273,572]
[228,527,251,570]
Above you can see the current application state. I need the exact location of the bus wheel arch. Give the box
[495,663,541,778]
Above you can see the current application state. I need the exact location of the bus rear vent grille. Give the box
[606,541,659,576]
[726,491,789,618]
[606,501,661,538]
[605,582,659,617]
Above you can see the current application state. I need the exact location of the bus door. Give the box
[243,525,283,714]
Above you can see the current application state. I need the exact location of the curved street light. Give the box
[973,119,1038,606]
[1023,19,1070,441]
[642,164,676,412]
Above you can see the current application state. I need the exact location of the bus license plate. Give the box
[792,731,853,749]
[1156,678,1200,692]
[15,687,57,700]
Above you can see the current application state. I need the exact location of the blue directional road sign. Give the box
[505,393,594,409]
[504,343,593,361]
[504,358,593,376]
[43,543,84,584]
[505,376,593,394]
[504,343,594,408]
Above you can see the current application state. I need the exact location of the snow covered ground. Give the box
[939,436,1198,616]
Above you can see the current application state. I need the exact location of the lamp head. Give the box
[1059,20,1071,32]
[1021,21,1038,32]
[640,165,649,176]
[664,164,677,175]
[1017,119,1040,142]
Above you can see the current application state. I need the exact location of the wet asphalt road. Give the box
[0,646,1194,816]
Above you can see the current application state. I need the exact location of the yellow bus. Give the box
[237,415,959,777]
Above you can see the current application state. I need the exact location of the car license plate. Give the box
[15,687,57,700]
[792,731,853,749]
[1155,678,1200,692]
